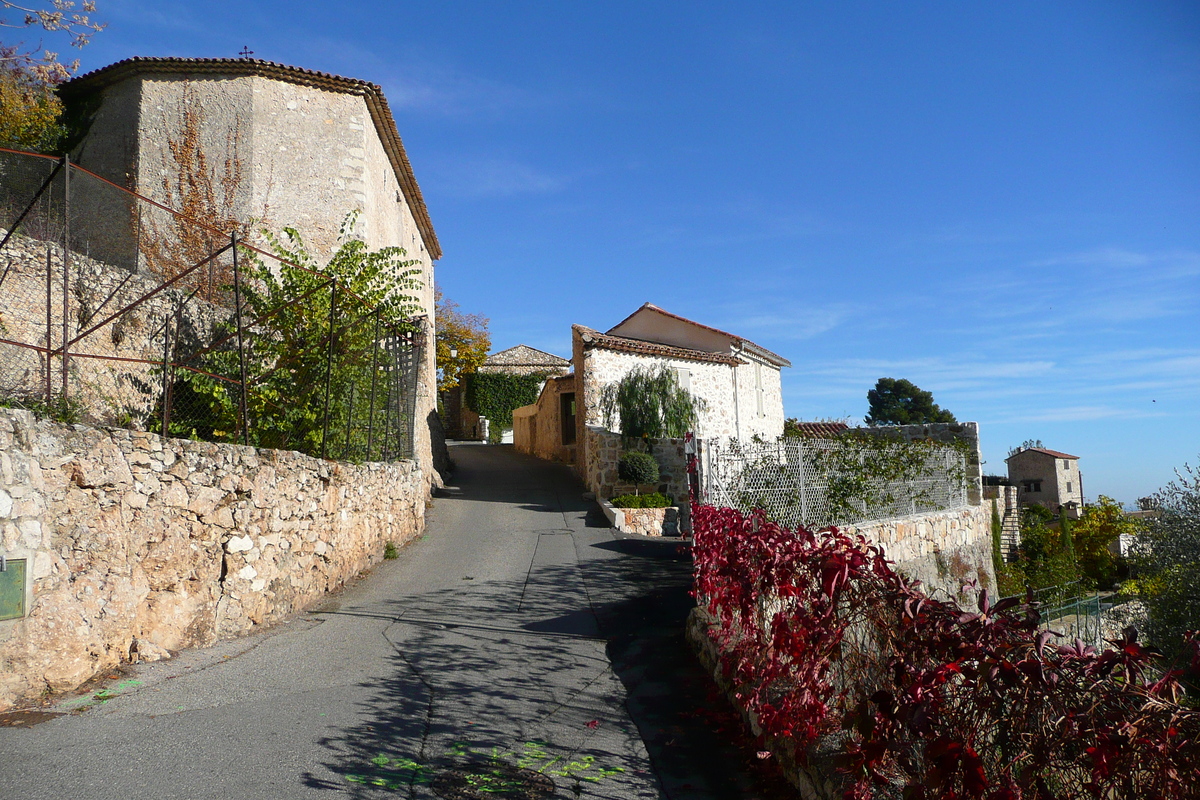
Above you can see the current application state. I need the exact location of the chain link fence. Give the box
[0,148,421,461]
[700,435,968,530]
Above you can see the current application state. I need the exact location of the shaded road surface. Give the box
[1,445,791,799]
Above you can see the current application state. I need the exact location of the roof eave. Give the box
[60,57,441,260]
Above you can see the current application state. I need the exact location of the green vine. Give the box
[730,432,971,529]
[464,372,549,442]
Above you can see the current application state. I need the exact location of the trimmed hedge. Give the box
[464,372,548,442]
[610,492,672,509]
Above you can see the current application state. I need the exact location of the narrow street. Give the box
[0,444,789,800]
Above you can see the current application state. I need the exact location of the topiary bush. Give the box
[618,451,659,494]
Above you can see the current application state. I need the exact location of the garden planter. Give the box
[599,500,681,537]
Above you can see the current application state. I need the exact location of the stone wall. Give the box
[841,503,996,601]
[0,408,425,710]
[512,375,575,463]
[582,427,691,533]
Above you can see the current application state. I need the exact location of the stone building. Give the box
[478,344,571,376]
[513,303,790,497]
[58,57,443,481]
[1006,446,1083,515]
[441,345,569,440]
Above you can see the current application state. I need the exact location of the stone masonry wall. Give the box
[512,376,574,463]
[0,408,425,710]
[583,426,689,504]
[841,502,996,602]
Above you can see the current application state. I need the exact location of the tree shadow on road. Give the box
[302,546,794,799]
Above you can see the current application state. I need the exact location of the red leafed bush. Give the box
[690,502,1200,799]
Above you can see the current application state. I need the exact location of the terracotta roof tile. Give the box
[1007,447,1079,460]
[574,325,743,365]
[606,303,792,368]
[786,422,850,438]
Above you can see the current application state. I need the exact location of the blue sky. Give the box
[61,1,1200,503]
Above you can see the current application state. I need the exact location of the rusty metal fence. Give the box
[0,148,422,461]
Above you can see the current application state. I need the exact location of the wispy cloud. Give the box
[429,157,567,199]
[993,405,1169,424]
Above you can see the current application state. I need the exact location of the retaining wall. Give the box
[0,408,425,710]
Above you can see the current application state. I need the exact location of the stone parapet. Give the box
[0,408,425,710]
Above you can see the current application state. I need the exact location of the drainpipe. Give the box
[732,343,742,441]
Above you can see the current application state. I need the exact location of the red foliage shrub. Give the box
[690,502,1200,799]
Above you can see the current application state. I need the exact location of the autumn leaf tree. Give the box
[0,1,105,152]
[434,284,489,392]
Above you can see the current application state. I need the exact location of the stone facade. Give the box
[841,503,997,601]
[582,427,689,505]
[0,408,425,710]
[574,329,784,444]
[1006,447,1083,514]
[60,58,442,484]
[619,506,680,537]
[512,375,576,463]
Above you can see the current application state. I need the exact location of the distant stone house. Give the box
[58,57,443,480]
[1006,447,1083,515]
[443,345,570,440]
[514,303,790,499]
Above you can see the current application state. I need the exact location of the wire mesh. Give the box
[0,148,421,462]
[701,436,968,530]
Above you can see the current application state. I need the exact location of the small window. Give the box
[1062,459,1070,470]
[1022,480,1042,494]
[755,364,764,417]
[672,367,691,392]
[1066,482,1072,493]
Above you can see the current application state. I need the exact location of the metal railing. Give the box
[0,148,421,461]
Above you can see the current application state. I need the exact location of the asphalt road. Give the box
[0,444,791,800]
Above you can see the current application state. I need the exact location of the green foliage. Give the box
[463,371,547,443]
[617,450,659,494]
[610,492,672,509]
[991,500,1004,572]
[864,377,956,426]
[732,432,970,529]
[1010,504,1080,592]
[598,364,704,442]
[0,59,65,152]
[1132,460,1200,663]
[346,740,624,793]
[812,431,968,524]
[163,212,422,457]
[1059,506,1076,563]
[383,541,398,560]
[1072,495,1139,588]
